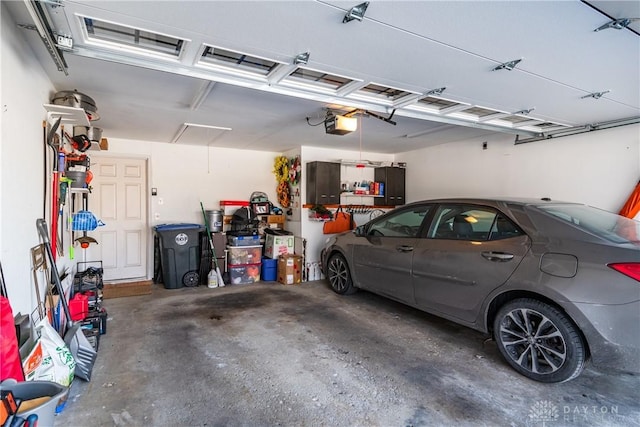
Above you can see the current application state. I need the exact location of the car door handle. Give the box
[396,245,414,252]
[481,251,514,261]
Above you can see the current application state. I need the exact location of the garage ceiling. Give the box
[5,0,640,154]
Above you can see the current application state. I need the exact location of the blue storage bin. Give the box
[261,257,277,281]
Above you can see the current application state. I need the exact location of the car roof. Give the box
[404,197,582,208]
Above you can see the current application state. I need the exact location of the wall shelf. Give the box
[341,192,383,198]
[44,104,90,126]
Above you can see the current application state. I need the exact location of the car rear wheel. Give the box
[327,253,357,295]
[494,298,586,383]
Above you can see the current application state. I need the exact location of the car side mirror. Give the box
[353,225,365,237]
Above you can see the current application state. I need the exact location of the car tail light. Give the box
[608,263,640,282]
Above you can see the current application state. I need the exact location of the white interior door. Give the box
[83,156,148,281]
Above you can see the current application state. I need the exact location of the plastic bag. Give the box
[22,318,75,387]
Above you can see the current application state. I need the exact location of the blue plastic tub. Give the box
[261,257,277,281]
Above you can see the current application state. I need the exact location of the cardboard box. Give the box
[277,254,302,285]
[264,234,294,259]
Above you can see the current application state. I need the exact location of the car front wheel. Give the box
[327,253,357,295]
[494,298,587,383]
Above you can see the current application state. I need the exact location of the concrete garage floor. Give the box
[55,281,639,426]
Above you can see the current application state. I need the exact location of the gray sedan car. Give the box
[321,198,640,383]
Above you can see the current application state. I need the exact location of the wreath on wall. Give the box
[273,155,291,208]
[289,155,301,186]
[273,155,289,183]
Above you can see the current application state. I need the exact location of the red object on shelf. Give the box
[69,293,88,321]
[220,200,249,206]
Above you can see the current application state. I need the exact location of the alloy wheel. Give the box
[327,254,355,294]
[498,307,567,375]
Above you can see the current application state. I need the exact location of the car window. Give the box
[367,205,431,238]
[430,205,509,241]
[488,214,524,240]
[537,204,640,244]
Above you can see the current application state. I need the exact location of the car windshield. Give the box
[537,204,640,245]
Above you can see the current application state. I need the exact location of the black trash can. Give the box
[154,223,203,289]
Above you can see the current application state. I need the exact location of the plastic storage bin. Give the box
[154,223,203,289]
[227,245,262,265]
[227,235,260,246]
[261,257,277,281]
[0,379,68,426]
[228,263,261,284]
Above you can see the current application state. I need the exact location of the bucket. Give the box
[0,379,68,426]
[261,257,277,281]
[206,210,223,233]
[65,170,87,188]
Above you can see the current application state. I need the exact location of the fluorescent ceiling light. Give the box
[171,122,232,143]
[184,123,232,131]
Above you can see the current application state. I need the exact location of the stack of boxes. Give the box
[262,233,302,285]
[262,232,302,285]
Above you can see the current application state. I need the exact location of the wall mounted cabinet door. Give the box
[374,167,406,206]
[306,161,340,205]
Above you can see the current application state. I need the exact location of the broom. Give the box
[200,202,225,287]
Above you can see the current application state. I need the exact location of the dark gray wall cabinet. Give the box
[374,167,405,206]
[306,161,341,205]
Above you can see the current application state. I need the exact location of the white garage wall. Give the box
[100,138,281,226]
[396,125,640,212]
[1,3,57,315]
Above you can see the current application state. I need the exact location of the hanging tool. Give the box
[45,117,62,260]
[75,235,98,249]
[200,202,225,287]
[59,176,73,259]
[36,219,97,381]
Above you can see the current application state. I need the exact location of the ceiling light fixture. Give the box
[581,90,610,100]
[294,51,310,65]
[594,18,639,32]
[343,2,369,23]
[492,59,522,71]
[170,122,232,143]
